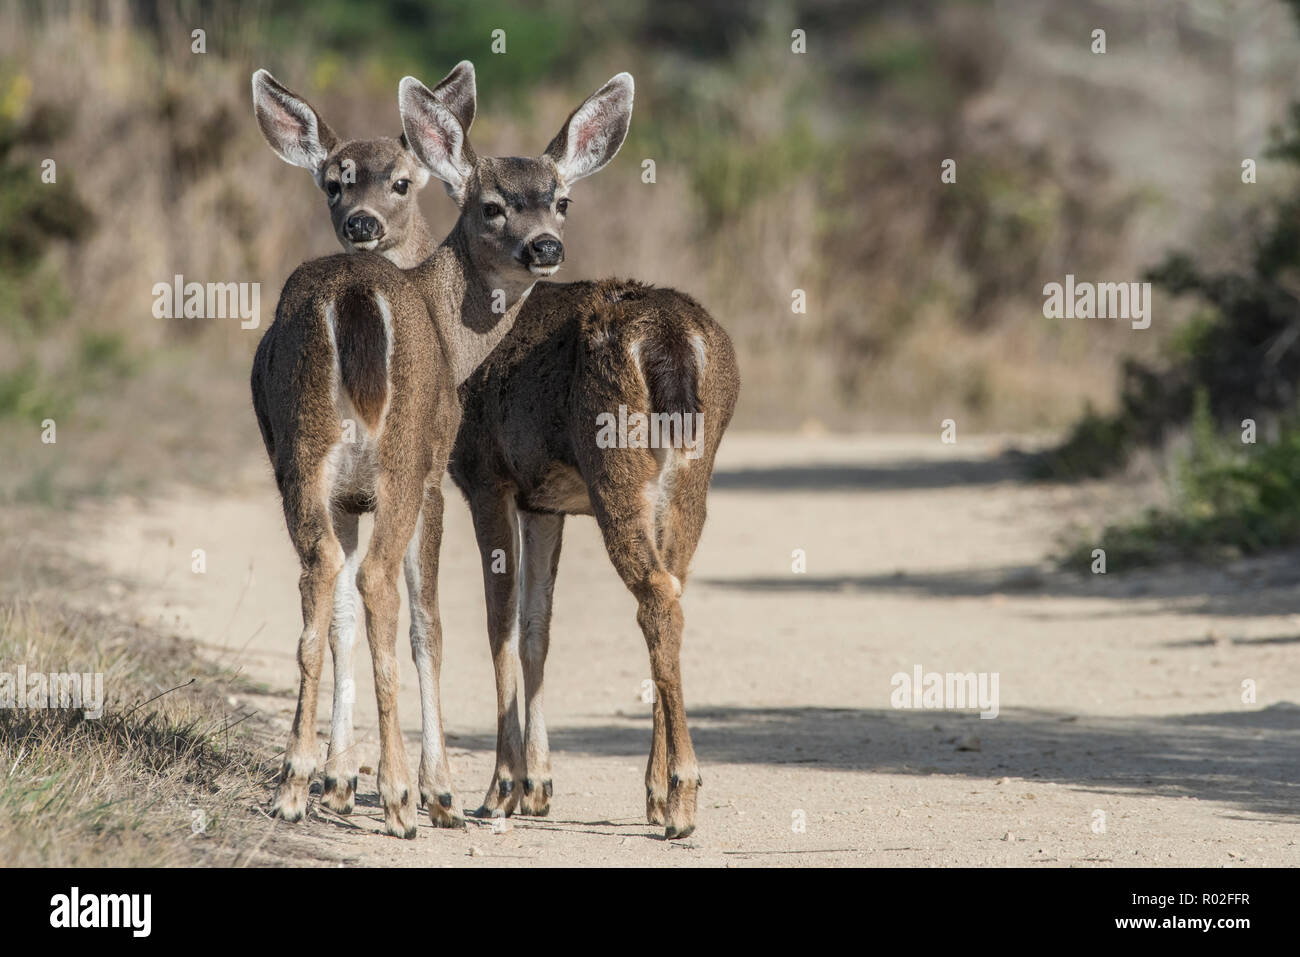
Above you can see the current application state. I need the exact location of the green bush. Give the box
[1064,393,1300,567]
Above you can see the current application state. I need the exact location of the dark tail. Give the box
[334,286,389,428]
[639,323,702,417]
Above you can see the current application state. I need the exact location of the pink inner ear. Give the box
[419,107,460,167]
[266,94,308,137]
[573,121,596,158]
[270,113,301,138]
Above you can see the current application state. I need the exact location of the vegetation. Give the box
[1042,2,1300,481]
[1044,1,1300,567]
[1064,393,1300,566]
[0,598,278,866]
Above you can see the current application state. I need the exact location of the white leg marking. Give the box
[327,513,360,770]
[404,511,446,780]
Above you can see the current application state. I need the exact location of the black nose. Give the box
[344,213,383,243]
[529,235,564,267]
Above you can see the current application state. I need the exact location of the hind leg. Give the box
[357,470,426,839]
[321,511,361,814]
[272,480,346,823]
[586,464,700,839]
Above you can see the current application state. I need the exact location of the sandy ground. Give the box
[79,433,1300,867]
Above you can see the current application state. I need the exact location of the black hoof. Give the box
[522,778,553,797]
[323,774,355,796]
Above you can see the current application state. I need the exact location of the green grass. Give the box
[1063,394,1300,567]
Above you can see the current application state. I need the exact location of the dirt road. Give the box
[82,434,1300,866]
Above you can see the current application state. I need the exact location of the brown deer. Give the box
[250,62,634,838]
[457,280,739,839]
[254,68,738,839]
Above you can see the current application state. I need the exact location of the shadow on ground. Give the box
[710,450,1032,493]
[447,704,1300,820]
[698,549,1300,620]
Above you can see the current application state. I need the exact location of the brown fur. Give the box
[450,279,739,835]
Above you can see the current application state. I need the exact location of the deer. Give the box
[249,61,635,838]
[253,69,739,840]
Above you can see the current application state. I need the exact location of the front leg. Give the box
[468,489,527,818]
[357,475,424,840]
[517,510,564,816]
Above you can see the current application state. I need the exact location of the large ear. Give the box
[251,69,339,180]
[543,73,634,185]
[431,59,476,135]
[399,64,477,204]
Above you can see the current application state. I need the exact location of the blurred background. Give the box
[5,0,1300,549]
[5,0,1300,867]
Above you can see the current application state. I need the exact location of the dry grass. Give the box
[0,596,285,866]
[0,507,288,867]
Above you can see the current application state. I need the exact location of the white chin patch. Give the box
[352,239,379,251]
[528,263,560,277]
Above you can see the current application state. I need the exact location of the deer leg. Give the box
[468,489,526,819]
[646,686,669,826]
[357,472,425,839]
[650,466,714,828]
[272,485,345,824]
[405,484,464,828]
[321,510,361,814]
[517,510,563,816]
[588,465,700,840]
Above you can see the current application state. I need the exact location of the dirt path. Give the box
[82,433,1300,866]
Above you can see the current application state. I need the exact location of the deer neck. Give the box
[386,214,438,270]
[418,218,533,385]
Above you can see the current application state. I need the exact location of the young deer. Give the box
[255,69,738,839]
[458,279,739,839]
[250,62,633,837]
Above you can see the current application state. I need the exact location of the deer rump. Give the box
[250,265,398,516]
[332,285,390,430]
[593,279,707,420]
[449,278,717,519]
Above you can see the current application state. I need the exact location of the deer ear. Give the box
[399,73,476,204]
[251,69,338,179]
[431,60,476,135]
[544,73,633,185]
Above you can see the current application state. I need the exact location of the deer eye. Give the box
[556,198,570,215]
[392,179,409,195]
[482,202,504,220]
[326,181,341,203]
